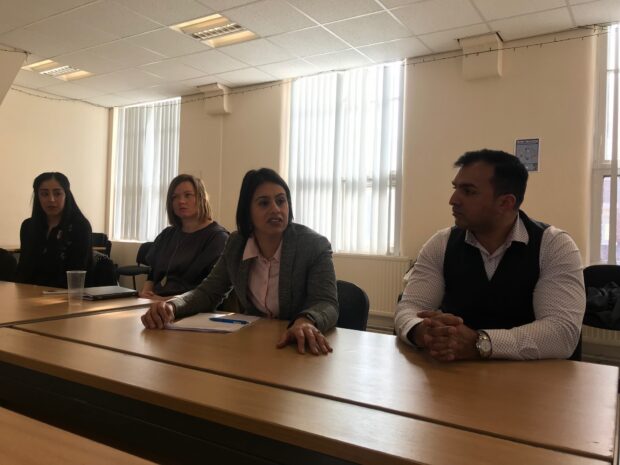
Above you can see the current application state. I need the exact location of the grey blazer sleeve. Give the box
[294,233,339,332]
[168,240,234,319]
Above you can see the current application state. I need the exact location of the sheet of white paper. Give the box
[165,312,260,333]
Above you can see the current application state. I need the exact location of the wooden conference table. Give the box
[0,327,607,465]
[0,406,154,465]
[0,283,616,464]
[0,281,151,326]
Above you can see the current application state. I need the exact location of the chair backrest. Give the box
[336,280,369,331]
[584,264,620,289]
[0,249,17,282]
[136,242,154,266]
[91,232,112,257]
[87,252,118,287]
[572,264,620,361]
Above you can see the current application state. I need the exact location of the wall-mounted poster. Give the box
[515,138,540,172]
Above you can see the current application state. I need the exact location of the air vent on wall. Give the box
[171,14,256,48]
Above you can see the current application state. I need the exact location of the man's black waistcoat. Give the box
[440,210,548,330]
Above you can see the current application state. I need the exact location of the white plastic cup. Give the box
[66,270,87,305]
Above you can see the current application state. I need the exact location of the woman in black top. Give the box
[16,172,92,288]
[139,174,229,300]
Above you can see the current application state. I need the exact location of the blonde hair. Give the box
[166,174,213,227]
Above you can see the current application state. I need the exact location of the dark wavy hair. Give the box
[31,172,87,226]
[166,174,213,228]
[236,168,294,238]
[454,149,528,209]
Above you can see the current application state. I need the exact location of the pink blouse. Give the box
[242,237,282,318]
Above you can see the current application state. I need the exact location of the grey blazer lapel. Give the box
[278,226,296,320]
[228,234,252,311]
[236,259,251,310]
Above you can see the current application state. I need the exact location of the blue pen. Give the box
[210,317,248,325]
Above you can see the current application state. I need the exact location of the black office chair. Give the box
[86,252,118,287]
[336,280,370,331]
[0,249,17,282]
[91,232,112,257]
[116,242,153,290]
[579,264,620,361]
[574,264,620,361]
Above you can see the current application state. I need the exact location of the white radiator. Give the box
[582,325,620,364]
[333,254,411,317]
[583,325,620,347]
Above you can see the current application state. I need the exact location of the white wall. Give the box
[401,30,595,263]
[179,83,286,232]
[0,88,109,246]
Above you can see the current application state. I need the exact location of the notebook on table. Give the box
[82,286,139,301]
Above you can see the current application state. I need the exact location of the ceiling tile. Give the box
[571,0,620,26]
[178,49,246,74]
[0,22,91,57]
[418,23,490,52]
[127,28,209,58]
[54,50,126,75]
[72,0,161,37]
[78,68,164,93]
[115,87,172,103]
[325,12,412,47]
[305,49,372,72]
[568,0,598,4]
[11,69,61,89]
[224,0,316,37]
[489,8,573,41]
[119,0,214,26]
[196,0,262,12]
[358,37,431,62]
[269,27,348,57]
[258,58,318,79]
[141,59,206,81]
[181,75,220,87]
[84,93,133,107]
[26,0,160,54]
[214,67,276,86]
[380,0,426,7]
[219,38,294,65]
[150,82,196,95]
[392,0,484,35]
[88,40,166,68]
[0,0,97,34]
[23,13,117,52]
[43,81,105,99]
[472,0,566,21]
[287,0,381,24]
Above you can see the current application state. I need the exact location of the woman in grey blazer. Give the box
[141,168,339,355]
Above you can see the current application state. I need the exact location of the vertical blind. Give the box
[288,62,404,255]
[602,25,620,263]
[112,98,180,241]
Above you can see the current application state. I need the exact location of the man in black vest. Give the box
[395,149,585,361]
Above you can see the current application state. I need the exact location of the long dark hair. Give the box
[236,168,294,238]
[31,172,87,227]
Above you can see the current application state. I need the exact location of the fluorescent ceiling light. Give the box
[21,59,92,81]
[171,14,256,48]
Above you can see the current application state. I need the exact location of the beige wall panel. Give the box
[0,89,109,245]
[401,32,595,261]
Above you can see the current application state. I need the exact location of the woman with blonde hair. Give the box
[139,174,228,300]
